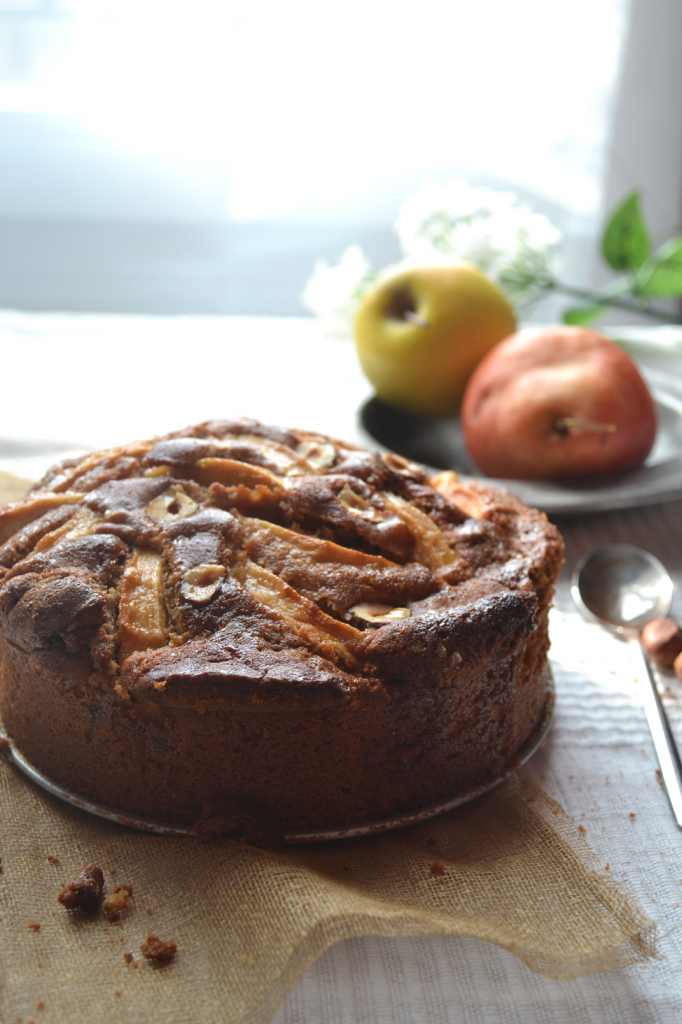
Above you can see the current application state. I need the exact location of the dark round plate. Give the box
[359,367,682,515]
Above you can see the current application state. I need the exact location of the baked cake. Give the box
[0,419,563,842]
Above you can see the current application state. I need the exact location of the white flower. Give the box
[302,179,563,334]
[301,245,377,337]
[395,178,561,309]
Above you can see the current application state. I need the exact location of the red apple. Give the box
[460,326,657,480]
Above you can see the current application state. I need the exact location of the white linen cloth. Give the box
[1,311,681,1022]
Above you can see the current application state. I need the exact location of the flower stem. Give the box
[547,282,681,324]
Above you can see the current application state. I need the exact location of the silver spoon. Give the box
[572,544,682,828]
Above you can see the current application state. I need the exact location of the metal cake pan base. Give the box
[0,682,554,845]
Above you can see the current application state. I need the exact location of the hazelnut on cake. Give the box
[0,419,563,841]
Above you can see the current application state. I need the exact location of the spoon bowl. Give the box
[572,543,674,634]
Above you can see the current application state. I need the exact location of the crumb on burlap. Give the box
[46,856,60,866]
[141,934,177,964]
[27,921,40,932]
[58,865,104,913]
[630,813,637,819]
[36,1003,45,1010]
[103,885,133,919]
[429,860,445,876]
[124,953,134,964]
[578,825,586,833]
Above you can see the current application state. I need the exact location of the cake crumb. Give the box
[58,865,104,913]
[630,813,637,819]
[147,908,154,915]
[429,860,445,876]
[124,953,134,964]
[27,922,40,932]
[578,825,586,833]
[114,992,121,998]
[141,934,177,964]
[36,1003,45,1010]
[46,856,60,865]
[605,863,610,870]
[103,885,134,919]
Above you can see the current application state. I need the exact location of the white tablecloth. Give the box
[1,311,682,1022]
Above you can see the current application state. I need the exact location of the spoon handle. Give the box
[631,639,682,828]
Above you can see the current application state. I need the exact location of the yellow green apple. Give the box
[353,262,516,416]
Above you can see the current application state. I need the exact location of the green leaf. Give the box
[638,235,682,297]
[601,192,650,271]
[563,304,607,326]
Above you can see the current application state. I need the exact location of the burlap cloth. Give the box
[0,755,657,1024]
[0,472,657,1024]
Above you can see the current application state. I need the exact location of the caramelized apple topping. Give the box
[32,507,102,553]
[235,558,361,667]
[240,517,392,566]
[190,458,287,493]
[238,517,434,614]
[351,602,410,624]
[431,471,488,520]
[180,564,225,603]
[381,492,456,569]
[0,492,85,547]
[381,453,422,477]
[1,420,521,686]
[337,485,382,520]
[42,452,107,493]
[117,550,168,663]
[147,484,198,521]
[297,440,337,470]
[235,435,307,475]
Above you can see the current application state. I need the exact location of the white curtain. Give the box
[0,0,679,313]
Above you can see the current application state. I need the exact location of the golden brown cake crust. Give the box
[0,420,563,838]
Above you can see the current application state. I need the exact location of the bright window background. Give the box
[0,0,679,316]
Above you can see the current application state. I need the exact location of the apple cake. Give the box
[0,419,563,842]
